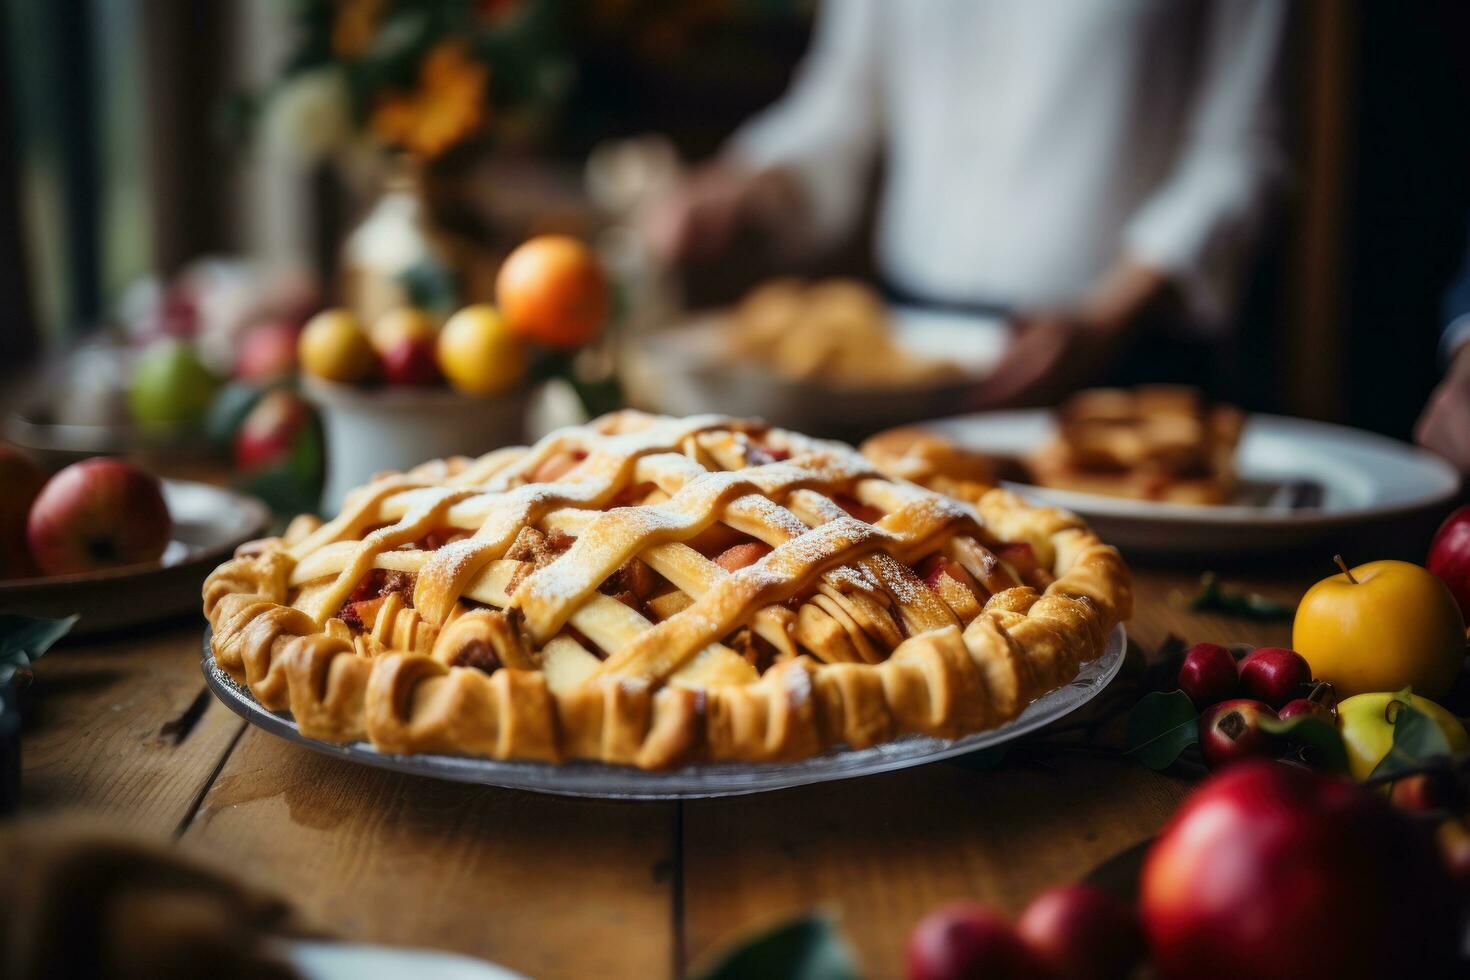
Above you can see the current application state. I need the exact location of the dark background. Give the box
[1,0,1468,440]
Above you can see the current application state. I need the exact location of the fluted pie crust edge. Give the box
[202,413,1131,770]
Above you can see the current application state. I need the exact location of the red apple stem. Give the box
[1333,555,1358,584]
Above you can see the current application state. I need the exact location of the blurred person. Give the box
[647,0,1289,406]
[1415,227,1470,471]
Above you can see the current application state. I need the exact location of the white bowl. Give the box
[623,307,1008,440]
[302,379,530,514]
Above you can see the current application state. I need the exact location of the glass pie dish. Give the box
[201,623,1124,800]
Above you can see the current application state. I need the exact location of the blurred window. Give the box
[2,0,150,347]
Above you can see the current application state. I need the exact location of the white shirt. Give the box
[729,0,1289,328]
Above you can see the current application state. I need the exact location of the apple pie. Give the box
[203,411,1130,769]
[1028,387,1244,505]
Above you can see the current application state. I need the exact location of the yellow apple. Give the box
[1337,691,1469,781]
[299,309,377,383]
[1293,559,1465,700]
[436,305,525,396]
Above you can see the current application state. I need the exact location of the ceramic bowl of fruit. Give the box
[0,449,269,633]
[299,236,607,513]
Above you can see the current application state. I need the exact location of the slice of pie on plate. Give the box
[203,412,1130,769]
[1029,386,1244,505]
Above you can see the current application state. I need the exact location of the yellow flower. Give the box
[332,0,384,59]
[371,41,490,159]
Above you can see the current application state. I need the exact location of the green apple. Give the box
[129,340,218,426]
[1337,690,1469,781]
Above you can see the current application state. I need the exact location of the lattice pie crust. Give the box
[203,412,1130,769]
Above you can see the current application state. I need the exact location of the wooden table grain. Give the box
[19,565,1305,979]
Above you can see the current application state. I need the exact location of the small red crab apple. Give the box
[1276,697,1334,724]
[1176,642,1237,707]
[1016,884,1143,980]
[1389,772,1459,814]
[1198,698,1277,769]
[1237,647,1312,708]
[906,903,1048,980]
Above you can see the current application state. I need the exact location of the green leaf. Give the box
[1260,714,1349,775]
[240,409,324,519]
[204,379,266,448]
[397,257,461,315]
[1125,690,1199,770]
[0,614,79,685]
[1368,689,1456,781]
[284,410,324,489]
[1185,572,1293,621]
[691,913,859,980]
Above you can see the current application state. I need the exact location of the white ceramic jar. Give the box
[302,378,530,514]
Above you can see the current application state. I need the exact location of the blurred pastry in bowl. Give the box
[624,277,1001,440]
[1027,386,1243,504]
[724,278,961,387]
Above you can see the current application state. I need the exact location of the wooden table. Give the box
[20,566,1308,978]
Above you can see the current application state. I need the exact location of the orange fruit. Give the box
[299,309,377,383]
[436,305,525,396]
[496,235,608,350]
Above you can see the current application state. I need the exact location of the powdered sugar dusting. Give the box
[302,410,986,684]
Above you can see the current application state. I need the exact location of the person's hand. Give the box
[644,163,799,265]
[968,311,1131,409]
[1415,344,1470,472]
[968,260,1177,410]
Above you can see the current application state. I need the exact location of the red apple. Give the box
[156,287,199,337]
[1198,698,1277,769]
[0,444,46,578]
[380,336,442,386]
[234,389,309,472]
[1427,504,1470,619]
[1436,820,1470,895]
[1237,647,1311,708]
[26,458,171,575]
[235,319,298,381]
[1017,884,1142,980]
[1176,642,1237,707]
[1389,772,1457,814]
[1141,760,1458,980]
[906,903,1048,980]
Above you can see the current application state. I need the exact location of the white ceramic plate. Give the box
[201,624,1125,800]
[0,480,270,634]
[280,940,525,980]
[624,306,1006,439]
[926,410,1460,554]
